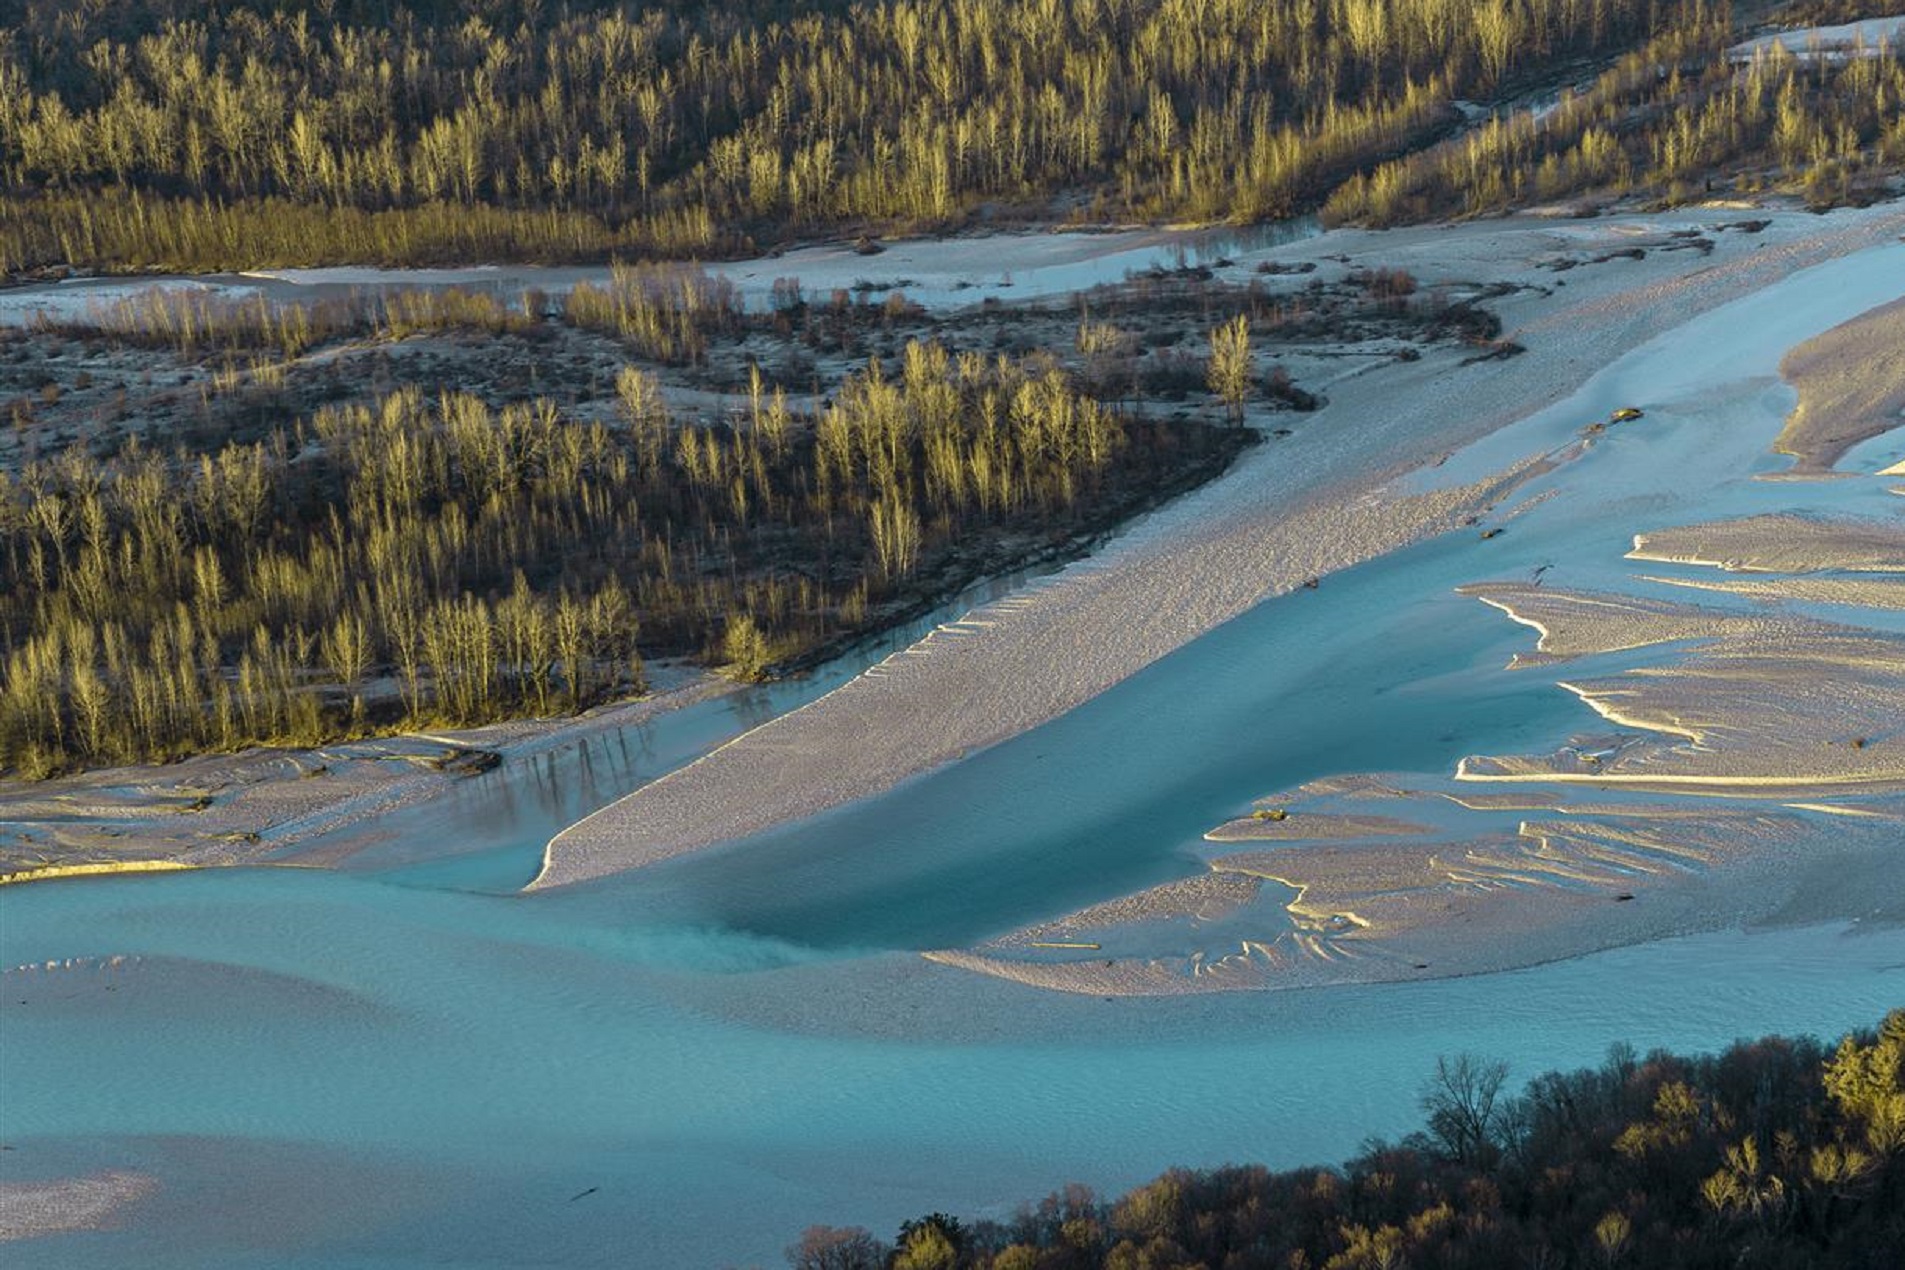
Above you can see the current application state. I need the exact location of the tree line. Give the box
[0,328,1236,774]
[1325,9,1905,223]
[0,0,1706,271]
[791,1010,1905,1269]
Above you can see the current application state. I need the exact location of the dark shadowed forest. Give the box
[792,1011,1905,1270]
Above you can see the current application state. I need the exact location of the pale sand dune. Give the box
[1278,773,1424,800]
[1541,801,1760,820]
[0,1172,155,1242]
[1782,799,1903,817]
[1222,815,1732,917]
[1204,812,1432,841]
[1442,790,1564,811]
[983,870,1267,944]
[1629,513,1905,572]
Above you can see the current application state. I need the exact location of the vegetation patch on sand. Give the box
[0,318,1244,776]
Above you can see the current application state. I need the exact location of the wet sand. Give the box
[0,1171,154,1243]
[0,670,733,879]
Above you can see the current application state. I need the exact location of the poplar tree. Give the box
[1207,316,1253,424]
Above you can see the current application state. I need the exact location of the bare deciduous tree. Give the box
[1207,315,1253,423]
[785,1225,886,1270]
[1421,1052,1512,1167]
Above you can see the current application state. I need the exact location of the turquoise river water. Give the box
[5,239,1905,1268]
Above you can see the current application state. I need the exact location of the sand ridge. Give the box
[925,771,1897,997]
[1636,572,1905,610]
[1629,513,1905,572]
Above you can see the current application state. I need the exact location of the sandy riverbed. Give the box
[536,199,1905,889]
[7,197,1905,1267]
[6,201,1904,1007]
[913,215,1905,998]
[0,668,733,880]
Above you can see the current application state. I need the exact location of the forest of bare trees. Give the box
[0,317,1240,773]
[1326,9,1905,223]
[794,1011,1905,1270]
[0,0,1729,271]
